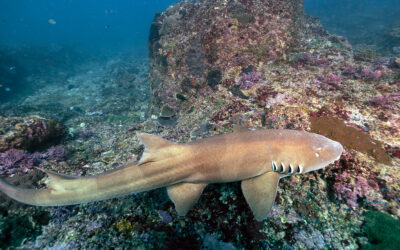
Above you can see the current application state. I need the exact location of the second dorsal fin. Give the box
[137,133,177,164]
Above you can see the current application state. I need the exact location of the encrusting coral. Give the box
[0,0,399,249]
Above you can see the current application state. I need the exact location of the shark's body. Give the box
[0,129,343,221]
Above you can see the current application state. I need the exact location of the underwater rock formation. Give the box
[148,0,304,117]
[0,0,399,249]
[141,0,400,248]
[0,116,65,152]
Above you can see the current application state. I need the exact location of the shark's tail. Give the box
[0,133,191,206]
[0,168,105,206]
[0,177,44,205]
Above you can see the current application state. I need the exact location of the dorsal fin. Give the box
[137,133,174,164]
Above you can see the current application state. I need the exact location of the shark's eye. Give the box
[288,164,294,174]
[272,161,277,171]
[279,163,285,173]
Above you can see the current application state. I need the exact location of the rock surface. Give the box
[148,0,304,116]
[141,0,400,248]
[0,115,65,152]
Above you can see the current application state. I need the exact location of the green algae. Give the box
[0,209,50,249]
[107,115,138,123]
[362,211,400,250]
[214,99,225,108]
[114,218,136,235]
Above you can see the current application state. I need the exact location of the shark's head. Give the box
[269,131,343,175]
[299,133,343,173]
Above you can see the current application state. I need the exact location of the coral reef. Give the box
[137,0,400,248]
[148,0,304,116]
[0,0,399,249]
[0,116,65,152]
[0,146,67,176]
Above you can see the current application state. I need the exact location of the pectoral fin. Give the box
[241,172,281,221]
[167,183,207,216]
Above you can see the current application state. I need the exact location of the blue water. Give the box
[1,0,399,55]
[0,0,177,55]
[306,0,400,53]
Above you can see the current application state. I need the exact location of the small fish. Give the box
[48,19,56,25]
[5,87,10,92]
[104,9,114,15]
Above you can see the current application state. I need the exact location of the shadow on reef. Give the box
[0,209,50,249]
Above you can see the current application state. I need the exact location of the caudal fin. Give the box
[0,177,41,205]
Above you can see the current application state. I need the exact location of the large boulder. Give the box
[0,116,65,152]
[143,0,400,248]
[148,0,304,117]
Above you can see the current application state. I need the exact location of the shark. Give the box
[0,129,343,221]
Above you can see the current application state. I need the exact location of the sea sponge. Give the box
[362,211,400,250]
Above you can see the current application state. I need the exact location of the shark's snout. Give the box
[302,134,344,173]
[329,139,344,161]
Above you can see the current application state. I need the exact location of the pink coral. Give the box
[239,71,262,90]
[369,92,400,109]
[361,66,372,78]
[0,146,67,176]
[333,173,381,208]
[360,66,383,80]
[323,73,342,86]
[331,151,386,209]
[342,63,356,75]
[0,149,36,176]
[372,70,383,80]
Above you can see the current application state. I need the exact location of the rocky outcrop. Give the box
[148,0,304,117]
[0,116,65,152]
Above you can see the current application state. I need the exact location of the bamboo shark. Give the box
[0,129,343,221]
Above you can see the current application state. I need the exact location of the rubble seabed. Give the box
[0,0,399,249]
